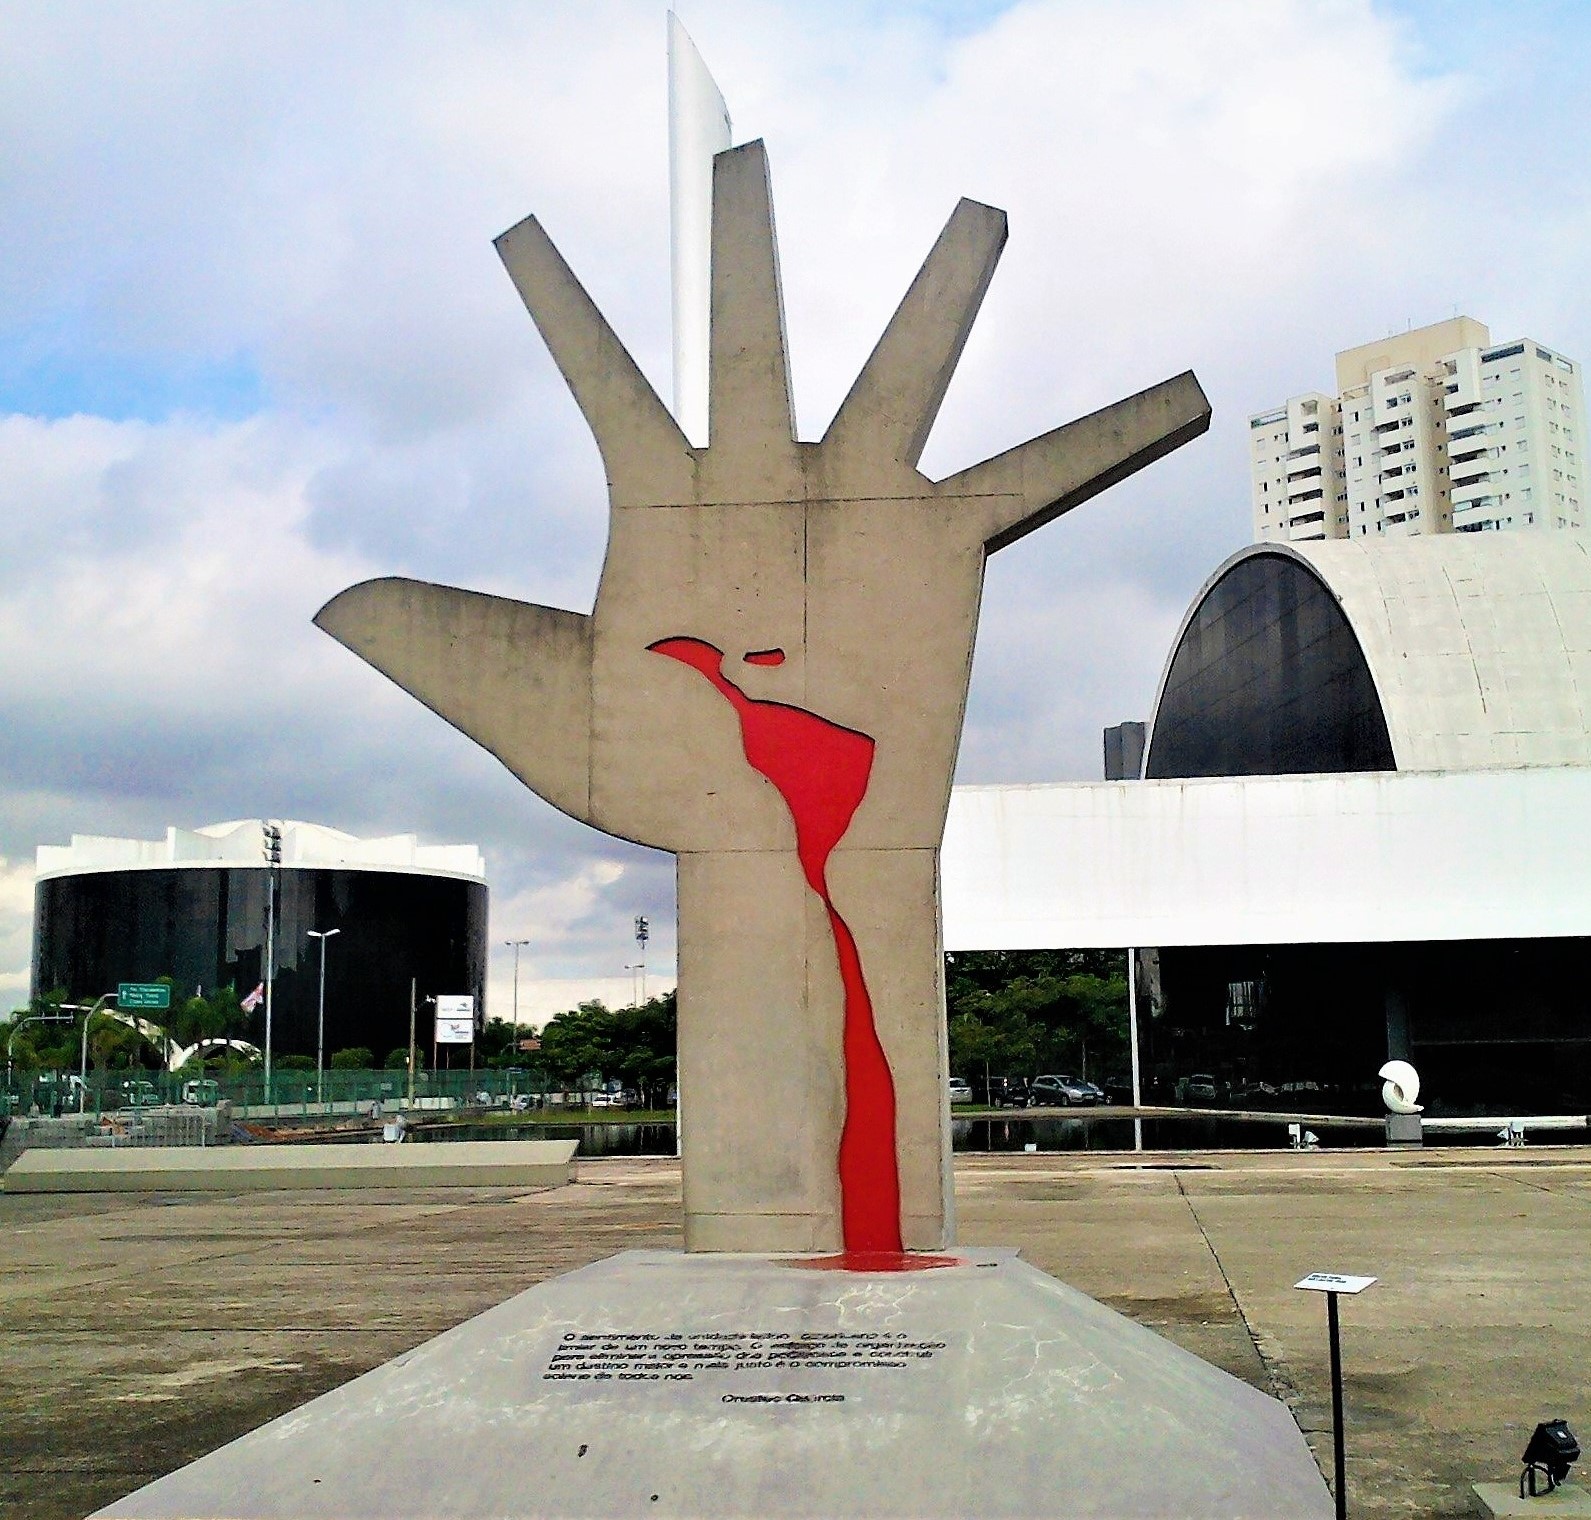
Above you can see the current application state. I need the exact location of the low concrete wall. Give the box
[1,1139,578,1193]
[0,1107,232,1172]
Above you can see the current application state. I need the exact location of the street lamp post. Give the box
[6,1009,74,1087]
[68,994,116,1114]
[307,928,341,1105]
[505,938,530,1083]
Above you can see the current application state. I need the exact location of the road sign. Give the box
[117,983,171,1011]
[435,994,475,1044]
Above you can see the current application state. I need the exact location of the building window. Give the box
[1147,555,1394,779]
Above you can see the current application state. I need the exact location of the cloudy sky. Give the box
[3,0,1588,1024]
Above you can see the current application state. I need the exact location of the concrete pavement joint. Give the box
[1172,1170,1305,1414]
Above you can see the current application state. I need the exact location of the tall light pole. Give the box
[307,928,340,1105]
[505,939,530,1081]
[261,821,282,1105]
[6,1008,73,1086]
[67,994,116,1114]
[634,916,649,1005]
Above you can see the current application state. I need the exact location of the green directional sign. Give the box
[117,982,171,1011]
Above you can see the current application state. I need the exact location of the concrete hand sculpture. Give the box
[316,141,1209,1254]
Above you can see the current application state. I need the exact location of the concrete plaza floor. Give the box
[3,1147,1587,1518]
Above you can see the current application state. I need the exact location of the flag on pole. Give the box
[241,983,264,1012]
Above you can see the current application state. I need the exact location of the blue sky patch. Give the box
[0,344,266,424]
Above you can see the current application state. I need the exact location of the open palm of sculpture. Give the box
[317,140,1207,1254]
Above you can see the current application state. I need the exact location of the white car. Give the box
[948,1077,973,1104]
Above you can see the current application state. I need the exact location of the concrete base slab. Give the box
[93,1247,1331,1519]
[1474,1480,1591,1516]
[2,1140,577,1193]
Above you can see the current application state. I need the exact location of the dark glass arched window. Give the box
[1146,552,1394,778]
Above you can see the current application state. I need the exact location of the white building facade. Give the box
[944,533,1591,1115]
[1253,317,1587,543]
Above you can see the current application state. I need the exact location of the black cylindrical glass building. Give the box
[32,822,487,1060]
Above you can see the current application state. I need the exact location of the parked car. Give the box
[1177,1072,1222,1106]
[120,1079,160,1107]
[1101,1074,1135,1105]
[1030,1073,1104,1107]
[979,1076,1032,1109]
[947,1077,973,1104]
[1231,1080,1278,1108]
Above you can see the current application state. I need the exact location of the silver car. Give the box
[1030,1073,1104,1107]
[947,1077,973,1104]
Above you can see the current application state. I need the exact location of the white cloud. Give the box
[4,0,1588,1006]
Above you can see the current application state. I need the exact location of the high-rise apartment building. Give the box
[1252,317,1587,543]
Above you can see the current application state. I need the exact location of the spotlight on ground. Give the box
[1521,1419,1579,1497]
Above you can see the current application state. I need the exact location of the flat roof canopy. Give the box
[942,768,1591,950]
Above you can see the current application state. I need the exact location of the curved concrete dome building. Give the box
[944,533,1591,1116]
[1146,533,1591,780]
[32,821,488,1061]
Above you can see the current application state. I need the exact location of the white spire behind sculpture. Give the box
[667,11,733,446]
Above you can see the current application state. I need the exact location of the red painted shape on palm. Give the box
[648,636,902,1252]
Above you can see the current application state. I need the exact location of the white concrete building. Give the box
[1252,317,1587,543]
[942,533,1591,1114]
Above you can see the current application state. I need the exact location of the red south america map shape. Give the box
[648,636,902,1253]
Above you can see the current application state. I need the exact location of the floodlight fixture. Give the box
[1521,1419,1579,1497]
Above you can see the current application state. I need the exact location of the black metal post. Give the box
[1328,1290,1346,1519]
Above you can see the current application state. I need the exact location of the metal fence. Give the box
[1,1065,559,1120]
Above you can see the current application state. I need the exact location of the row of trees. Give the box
[4,980,256,1075]
[516,956,1128,1099]
[9,955,1124,1090]
[946,950,1131,1084]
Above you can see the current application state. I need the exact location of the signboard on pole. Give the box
[435,994,475,1045]
[1294,1272,1376,1295]
[118,982,171,1011]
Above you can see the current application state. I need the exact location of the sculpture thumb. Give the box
[314,577,594,824]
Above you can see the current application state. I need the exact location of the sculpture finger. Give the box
[935,371,1211,552]
[708,141,797,468]
[823,199,1007,471]
[315,577,594,823]
[496,216,694,508]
